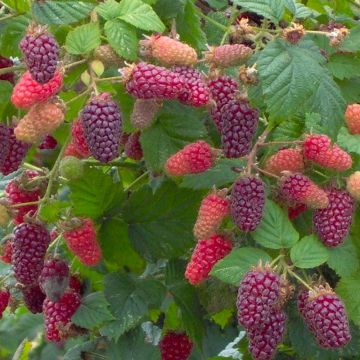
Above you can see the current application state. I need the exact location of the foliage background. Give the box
[1,0,360,359]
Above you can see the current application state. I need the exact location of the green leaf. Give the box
[304,112,325,134]
[69,167,124,219]
[123,181,201,261]
[141,102,207,171]
[154,0,186,20]
[65,23,101,55]
[101,273,166,340]
[327,54,360,80]
[176,0,207,50]
[211,247,272,285]
[0,81,13,119]
[252,200,299,249]
[72,292,114,329]
[327,237,359,277]
[117,0,165,32]
[38,200,70,223]
[203,11,228,46]
[285,0,319,18]
[104,19,138,61]
[32,1,94,25]
[232,0,286,23]
[12,339,32,360]
[336,274,360,327]
[180,158,245,190]
[64,339,98,360]
[166,260,204,347]
[106,327,161,359]
[257,38,345,137]
[337,78,360,103]
[337,127,360,155]
[340,26,360,52]
[96,0,122,20]
[290,235,329,269]
[1,0,29,12]
[99,217,144,272]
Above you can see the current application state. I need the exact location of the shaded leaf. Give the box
[252,200,299,249]
[211,247,271,285]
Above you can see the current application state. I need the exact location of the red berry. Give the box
[64,141,85,159]
[0,239,13,264]
[185,234,232,285]
[22,285,45,313]
[344,104,360,134]
[0,291,10,318]
[39,259,70,302]
[288,203,307,220]
[313,188,354,247]
[63,218,102,266]
[124,131,143,160]
[279,173,329,209]
[204,44,253,68]
[12,222,50,286]
[43,290,81,342]
[131,99,161,129]
[0,55,14,84]
[264,148,304,176]
[20,26,59,84]
[11,71,62,109]
[124,62,185,100]
[208,76,238,132]
[193,190,230,239]
[71,119,91,158]
[302,285,351,349]
[15,101,65,144]
[69,275,83,294]
[81,93,122,163]
[297,288,316,333]
[303,134,352,172]
[231,176,265,232]
[5,171,42,224]
[236,264,280,329]
[172,66,210,107]
[165,141,214,176]
[140,35,197,67]
[38,135,57,150]
[0,128,30,176]
[221,100,259,158]
[159,331,193,360]
[248,309,287,360]
[346,171,360,201]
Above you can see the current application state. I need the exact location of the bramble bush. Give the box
[1,0,360,359]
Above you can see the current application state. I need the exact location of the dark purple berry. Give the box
[237,265,280,329]
[231,176,265,232]
[39,259,70,302]
[12,222,51,286]
[38,135,57,150]
[124,131,143,160]
[0,124,10,168]
[221,100,259,158]
[81,93,122,163]
[313,188,354,247]
[0,56,15,84]
[0,128,30,176]
[248,309,287,360]
[22,284,45,313]
[19,26,59,84]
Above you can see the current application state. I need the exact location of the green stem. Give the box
[84,159,139,169]
[0,64,25,75]
[37,136,70,217]
[270,254,284,267]
[197,10,228,31]
[65,88,91,105]
[95,76,123,82]
[64,58,87,70]
[11,200,41,208]
[287,268,313,291]
[124,171,149,192]
[0,13,20,22]
[23,162,44,172]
